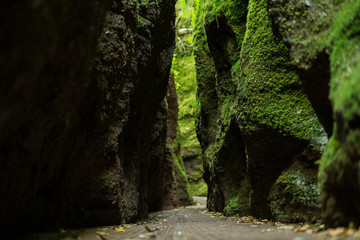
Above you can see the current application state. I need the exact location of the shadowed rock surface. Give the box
[0,0,186,235]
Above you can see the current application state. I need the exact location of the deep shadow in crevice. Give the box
[296,52,333,137]
[205,15,239,96]
[244,129,309,219]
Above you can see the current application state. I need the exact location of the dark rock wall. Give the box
[0,0,178,235]
[266,0,360,227]
[193,0,327,222]
[0,0,109,233]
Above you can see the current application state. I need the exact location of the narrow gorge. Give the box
[1,0,360,239]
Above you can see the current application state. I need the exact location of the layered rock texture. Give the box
[193,0,327,222]
[0,0,191,236]
[266,0,360,227]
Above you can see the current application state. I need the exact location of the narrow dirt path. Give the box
[29,197,351,240]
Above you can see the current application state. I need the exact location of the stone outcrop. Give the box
[266,0,360,227]
[193,0,326,222]
[0,0,183,236]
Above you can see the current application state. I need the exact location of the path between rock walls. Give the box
[27,197,356,240]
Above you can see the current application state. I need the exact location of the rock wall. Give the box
[172,1,207,197]
[266,0,360,227]
[193,0,327,222]
[0,0,180,235]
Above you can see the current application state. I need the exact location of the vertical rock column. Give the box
[0,0,179,235]
[0,0,109,234]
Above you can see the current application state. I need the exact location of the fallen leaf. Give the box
[114,227,126,232]
[326,227,347,236]
[96,231,109,240]
[145,225,155,232]
[96,231,109,236]
[294,224,311,232]
[278,225,295,230]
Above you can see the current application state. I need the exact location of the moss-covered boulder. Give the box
[266,0,360,227]
[193,0,326,221]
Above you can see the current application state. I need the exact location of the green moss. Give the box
[193,0,326,217]
[318,124,342,187]
[236,0,323,140]
[172,53,201,155]
[189,178,208,196]
[276,171,319,207]
[318,0,360,200]
[223,197,242,216]
[173,152,194,204]
[267,0,339,69]
[172,0,207,200]
[328,0,360,122]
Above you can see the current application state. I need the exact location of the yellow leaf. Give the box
[114,227,126,232]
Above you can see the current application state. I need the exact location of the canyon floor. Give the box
[18,197,358,240]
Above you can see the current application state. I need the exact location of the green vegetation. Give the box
[328,0,360,122]
[172,54,200,156]
[192,0,251,215]
[318,0,360,214]
[171,0,207,197]
[276,171,319,207]
[193,0,325,218]
[236,0,323,140]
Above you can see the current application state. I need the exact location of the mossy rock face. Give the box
[269,161,321,223]
[320,0,360,228]
[184,157,208,196]
[194,0,326,221]
[237,0,327,218]
[267,0,360,228]
[266,0,340,136]
[193,0,251,216]
[172,0,205,199]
